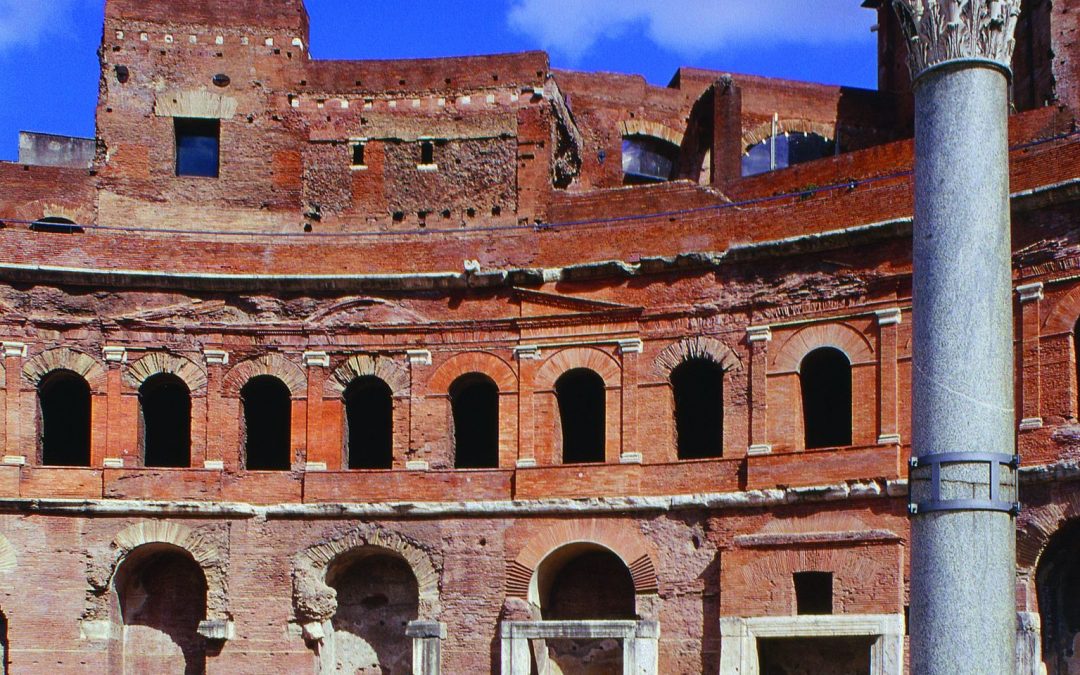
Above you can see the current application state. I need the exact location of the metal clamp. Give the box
[908,452,1020,516]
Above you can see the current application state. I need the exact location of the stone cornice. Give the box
[890,0,1022,80]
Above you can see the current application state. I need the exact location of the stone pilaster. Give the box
[1017,283,1044,430]
[2,342,25,463]
[202,349,229,470]
[617,338,642,463]
[875,309,902,444]
[406,620,446,675]
[746,326,772,455]
[302,351,330,471]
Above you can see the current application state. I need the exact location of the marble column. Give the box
[889,1,1023,673]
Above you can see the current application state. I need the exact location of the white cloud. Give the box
[507,0,876,62]
[0,0,84,52]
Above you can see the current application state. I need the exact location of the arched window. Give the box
[800,347,853,449]
[555,368,606,464]
[39,370,91,466]
[742,132,836,177]
[115,544,207,674]
[344,376,393,470]
[672,358,724,459]
[450,374,499,469]
[140,374,191,468]
[622,135,679,184]
[29,216,82,234]
[241,375,291,471]
[326,551,419,673]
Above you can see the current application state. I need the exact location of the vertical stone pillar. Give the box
[2,342,25,462]
[889,2,1023,673]
[623,620,659,675]
[746,326,772,455]
[202,349,229,470]
[406,350,432,470]
[513,346,541,468]
[102,346,128,467]
[875,309,902,444]
[499,623,532,675]
[1015,611,1041,675]
[406,620,446,675]
[1017,283,1044,430]
[302,351,330,471]
[618,339,643,463]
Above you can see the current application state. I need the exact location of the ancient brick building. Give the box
[0,0,1077,673]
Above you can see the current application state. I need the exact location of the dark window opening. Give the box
[242,375,291,470]
[175,117,220,177]
[555,368,605,464]
[742,132,836,177]
[672,358,724,459]
[0,610,7,675]
[450,374,499,469]
[622,135,678,184]
[39,370,91,466]
[795,571,833,615]
[1036,519,1080,670]
[1074,319,1080,418]
[351,142,366,167]
[544,549,636,621]
[140,373,191,468]
[800,347,852,449]
[420,141,434,165]
[345,376,393,470]
[30,216,82,234]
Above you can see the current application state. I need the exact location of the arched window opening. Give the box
[326,551,419,674]
[39,370,91,466]
[345,377,393,470]
[672,358,724,459]
[622,135,679,184]
[241,375,291,471]
[29,216,83,234]
[742,132,836,177]
[140,374,191,468]
[800,347,853,449]
[536,545,637,673]
[450,374,499,469]
[116,544,207,674]
[1036,519,1080,674]
[555,368,606,464]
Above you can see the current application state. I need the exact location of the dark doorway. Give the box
[140,374,191,468]
[345,376,393,470]
[555,368,606,464]
[450,374,499,469]
[39,370,91,466]
[1037,519,1080,674]
[672,358,724,459]
[800,347,853,449]
[241,375,291,470]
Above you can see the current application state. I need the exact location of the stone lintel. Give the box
[197,619,235,641]
[406,620,447,639]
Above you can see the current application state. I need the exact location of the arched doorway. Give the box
[1037,519,1080,674]
[115,544,207,675]
[325,550,420,674]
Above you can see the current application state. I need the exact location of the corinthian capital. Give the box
[890,0,1022,80]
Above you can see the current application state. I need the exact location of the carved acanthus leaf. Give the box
[889,0,1022,79]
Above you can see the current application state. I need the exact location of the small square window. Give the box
[175,118,220,177]
[420,140,434,166]
[794,571,833,615]
[351,142,366,167]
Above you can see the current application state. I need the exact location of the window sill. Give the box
[416,163,438,172]
[349,164,368,171]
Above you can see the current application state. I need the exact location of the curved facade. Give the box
[0,0,1079,673]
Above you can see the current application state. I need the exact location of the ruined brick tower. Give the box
[0,0,1077,672]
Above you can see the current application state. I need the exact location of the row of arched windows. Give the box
[35,347,856,469]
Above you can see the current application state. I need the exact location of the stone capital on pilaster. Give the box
[1016,282,1044,303]
[203,349,229,366]
[513,345,541,361]
[875,308,903,326]
[889,0,1022,80]
[406,349,432,366]
[617,338,644,355]
[102,346,128,364]
[302,351,330,368]
[746,326,772,344]
[0,342,26,358]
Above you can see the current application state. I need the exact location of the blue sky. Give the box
[0,0,878,161]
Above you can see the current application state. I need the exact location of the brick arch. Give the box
[1043,282,1080,335]
[654,336,742,379]
[742,119,836,149]
[1017,493,1080,571]
[293,524,441,623]
[535,347,621,390]
[428,351,517,393]
[770,322,875,373]
[506,519,659,602]
[325,355,409,398]
[106,521,229,620]
[124,352,208,394]
[223,353,306,398]
[621,119,685,148]
[22,347,107,392]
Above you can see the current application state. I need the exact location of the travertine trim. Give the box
[125,352,208,393]
[890,0,1022,79]
[203,349,229,366]
[1016,282,1045,303]
[102,346,128,364]
[1,342,26,358]
[746,326,772,343]
[325,354,410,397]
[875,308,903,326]
[407,349,433,366]
[155,90,238,119]
[302,351,330,368]
[0,533,18,574]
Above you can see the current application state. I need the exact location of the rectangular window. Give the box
[175,117,220,177]
[794,571,833,615]
[351,142,366,167]
[420,140,434,166]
